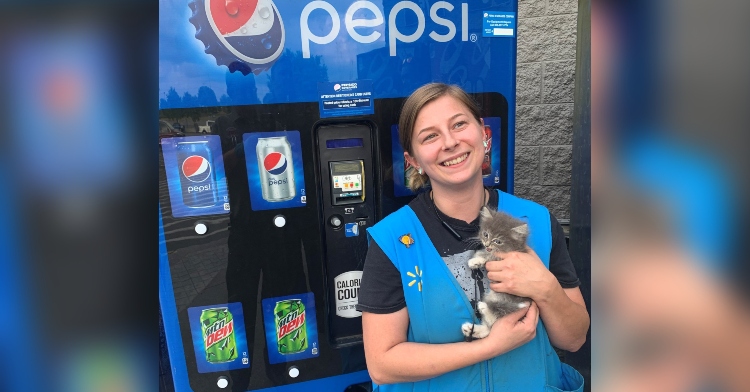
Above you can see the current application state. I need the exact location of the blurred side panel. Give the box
[0,1,158,392]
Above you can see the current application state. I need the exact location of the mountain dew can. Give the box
[274,299,308,354]
[200,307,237,363]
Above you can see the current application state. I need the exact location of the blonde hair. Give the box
[398,83,482,191]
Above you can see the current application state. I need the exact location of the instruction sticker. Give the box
[344,223,359,237]
[483,12,516,37]
[318,80,374,118]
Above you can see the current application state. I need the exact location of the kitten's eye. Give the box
[492,239,502,245]
[483,232,489,238]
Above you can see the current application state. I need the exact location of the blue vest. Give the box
[366,190,584,392]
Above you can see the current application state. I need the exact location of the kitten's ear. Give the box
[511,223,529,239]
[480,206,493,219]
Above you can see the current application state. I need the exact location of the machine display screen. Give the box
[326,138,364,149]
[331,162,361,174]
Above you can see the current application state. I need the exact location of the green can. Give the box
[200,307,238,363]
[274,299,308,354]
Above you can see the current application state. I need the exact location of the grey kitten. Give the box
[462,206,532,340]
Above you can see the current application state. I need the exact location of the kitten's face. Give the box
[478,207,529,253]
[480,229,507,253]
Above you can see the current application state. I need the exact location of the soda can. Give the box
[482,125,492,177]
[274,299,308,355]
[177,141,218,208]
[256,136,296,202]
[200,307,238,363]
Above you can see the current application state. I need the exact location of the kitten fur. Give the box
[462,206,532,340]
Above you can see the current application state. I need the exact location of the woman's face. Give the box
[404,94,485,191]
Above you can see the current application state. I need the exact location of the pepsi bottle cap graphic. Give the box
[189,0,285,75]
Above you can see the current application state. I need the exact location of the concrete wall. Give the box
[514,0,578,220]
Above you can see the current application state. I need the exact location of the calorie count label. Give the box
[334,271,363,318]
[333,174,361,191]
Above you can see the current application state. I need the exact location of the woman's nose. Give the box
[442,132,458,150]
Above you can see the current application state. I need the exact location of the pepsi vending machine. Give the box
[159,0,518,390]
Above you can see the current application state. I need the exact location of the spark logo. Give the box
[406,265,423,291]
[190,0,285,75]
[182,155,212,182]
[263,152,288,175]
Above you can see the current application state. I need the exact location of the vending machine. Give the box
[159,0,519,390]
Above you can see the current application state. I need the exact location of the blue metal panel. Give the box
[159,207,193,392]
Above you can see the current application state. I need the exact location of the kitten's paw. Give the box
[474,325,490,339]
[467,257,485,269]
[518,300,530,309]
[461,322,490,339]
[477,301,488,312]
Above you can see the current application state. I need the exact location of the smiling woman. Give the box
[397,84,483,194]
[357,83,589,392]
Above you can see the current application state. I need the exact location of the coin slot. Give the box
[329,214,344,229]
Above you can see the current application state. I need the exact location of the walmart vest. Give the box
[366,190,584,392]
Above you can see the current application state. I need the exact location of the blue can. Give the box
[177,141,218,208]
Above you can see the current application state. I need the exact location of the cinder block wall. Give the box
[514,0,578,220]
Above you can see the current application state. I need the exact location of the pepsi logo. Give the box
[263,152,288,175]
[182,155,212,182]
[190,0,285,75]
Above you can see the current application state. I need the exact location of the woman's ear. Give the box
[404,151,418,169]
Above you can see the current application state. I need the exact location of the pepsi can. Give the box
[256,136,295,201]
[177,141,218,208]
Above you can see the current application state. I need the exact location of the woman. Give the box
[357,83,588,391]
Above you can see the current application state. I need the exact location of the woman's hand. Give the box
[485,247,556,302]
[486,247,589,352]
[484,302,539,356]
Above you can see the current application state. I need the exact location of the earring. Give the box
[483,140,488,148]
[417,167,423,175]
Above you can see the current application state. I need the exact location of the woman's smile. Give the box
[441,152,470,167]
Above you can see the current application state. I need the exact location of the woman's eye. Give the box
[453,121,467,129]
[422,133,437,142]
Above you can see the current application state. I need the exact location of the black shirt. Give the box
[357,191,580,314]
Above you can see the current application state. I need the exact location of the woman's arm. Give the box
[486,249,589,352]
[362,302,539,385]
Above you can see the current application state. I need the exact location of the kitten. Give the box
[462,206,532,340]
